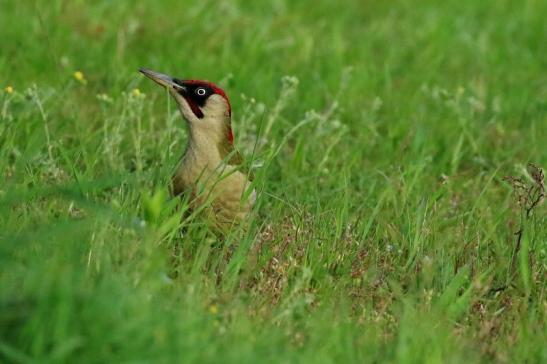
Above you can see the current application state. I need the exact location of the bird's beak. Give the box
[139,68,185,91]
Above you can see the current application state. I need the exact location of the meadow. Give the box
[1,0,546,362]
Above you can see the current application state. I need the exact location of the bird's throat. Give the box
[184,121,238,168]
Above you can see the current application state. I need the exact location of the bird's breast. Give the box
[172,160,254,227]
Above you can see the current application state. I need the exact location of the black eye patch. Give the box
[179,85,212,107]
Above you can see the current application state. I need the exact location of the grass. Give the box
[1,0,546,362]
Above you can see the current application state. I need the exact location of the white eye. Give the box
[196,88,206,96]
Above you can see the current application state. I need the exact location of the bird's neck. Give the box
[183,117,236,170]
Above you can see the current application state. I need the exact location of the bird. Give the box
[139,68,255,232]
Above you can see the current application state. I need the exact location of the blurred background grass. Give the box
[1,0,546,363]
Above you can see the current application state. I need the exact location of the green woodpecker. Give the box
[139,68,255,231]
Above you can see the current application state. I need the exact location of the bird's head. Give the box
[140,68,234,143]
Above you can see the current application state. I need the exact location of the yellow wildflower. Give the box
[4,85,14,94]
[132,88,144,97]
[209,304,218,315]
[73,71,87,84]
